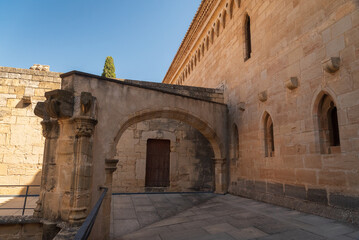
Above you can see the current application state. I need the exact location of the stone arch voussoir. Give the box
[110,108,224,161]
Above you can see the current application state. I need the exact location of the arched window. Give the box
[264,113,274,157]
[244,14,252,61]
[317,94,340,153]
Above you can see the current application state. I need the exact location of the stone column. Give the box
[34,120,59,218]
[94,159,118,240]
[67,117,98,224]
[213,158,227,194]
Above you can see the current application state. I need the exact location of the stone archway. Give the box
[34,71,228,239]
[111,108,224,160]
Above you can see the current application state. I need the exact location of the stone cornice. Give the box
[163,0,220,84]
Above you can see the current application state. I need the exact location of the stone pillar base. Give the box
[213,158,227,194]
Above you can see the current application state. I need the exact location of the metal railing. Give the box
[74,187,108,240]
[0,185,40,215]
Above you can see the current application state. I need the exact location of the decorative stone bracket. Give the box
[258,91,267,102]
[105,159,119,174]
[322,57,340,73]
[285,77,299,90]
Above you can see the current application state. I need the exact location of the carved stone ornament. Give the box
[75,117,97,138]
[34,102,48,120]
[258,91,267,102]
[105,159,119,173]
[80,92,93,114]
[285,77,299,90]
[322,57,340,73]
[41,120,59,139]
[44,90,74,119]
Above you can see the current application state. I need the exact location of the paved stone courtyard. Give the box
[111,193,359,240]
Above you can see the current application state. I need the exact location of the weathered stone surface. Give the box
[329,193,359,210]
[44,90,74,119]
[113,118,215,193]
[267,182,284,196]
[307,188,328,205]
[161,0,359,224]
[0,67,61,195]
[284,184,306,200]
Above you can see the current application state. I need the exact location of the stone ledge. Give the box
[0,66,62,78]
[0,215,40,225]
[61,70,225,105]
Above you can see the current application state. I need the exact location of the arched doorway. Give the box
[112,118,215,193]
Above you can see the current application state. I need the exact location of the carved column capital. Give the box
[74,117,98,138]
[41,120,59,139]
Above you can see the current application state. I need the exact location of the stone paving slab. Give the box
[110,193,216,239]
[113,194,359,240]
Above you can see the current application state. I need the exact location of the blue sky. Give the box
[0,0,201,82]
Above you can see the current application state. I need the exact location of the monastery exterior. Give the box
[0,0,358,239]
[163,0,359,222]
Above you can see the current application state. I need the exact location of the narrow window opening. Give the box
[328,106,340,146]
[244,14,252,61]
[317,94,341,154]
[264,114,274,157]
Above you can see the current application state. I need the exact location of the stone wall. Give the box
[164,0,359,217]
[0,216,42,240]
[0,67,61,194]
[113,118,214,193]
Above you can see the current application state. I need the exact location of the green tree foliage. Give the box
[101,56,116,78]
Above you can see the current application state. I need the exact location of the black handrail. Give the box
[0,185,40,216]
[74,187,108,240]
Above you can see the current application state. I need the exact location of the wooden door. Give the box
[145,139,170,187]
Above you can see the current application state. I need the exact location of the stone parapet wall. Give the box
[113,118,215,193]
[0,216,42,240]
[0,67,61,194]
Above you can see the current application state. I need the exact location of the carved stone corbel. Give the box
[105,159,119,174]
[34,102,49,121]
[80,92,93,114]
[285,77,299,90]
[44,89,74,119]
[322,57,340,73]
[258,91,267,102]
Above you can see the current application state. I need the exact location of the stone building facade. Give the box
[0,66,61,194]
[1,1,359,238]
[164,0,359,221]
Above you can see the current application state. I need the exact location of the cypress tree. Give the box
[101,56,116,78]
